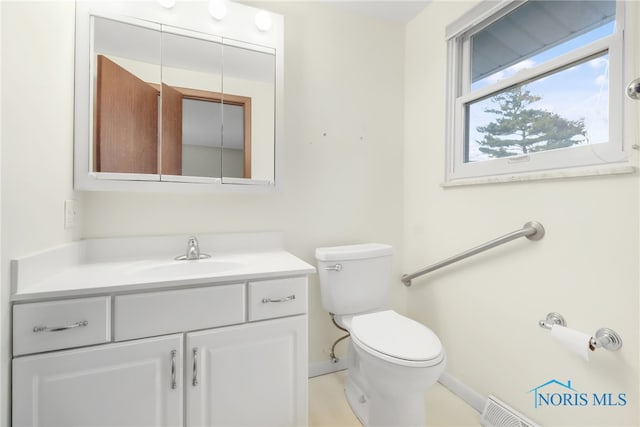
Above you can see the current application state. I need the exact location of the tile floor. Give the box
[309,371,481,426]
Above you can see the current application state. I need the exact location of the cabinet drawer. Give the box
[114,284,245,341]
[248,277,307,321]
[13,297,111,356]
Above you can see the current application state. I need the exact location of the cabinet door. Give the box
[187,316,307,427]
[13,334,183,427]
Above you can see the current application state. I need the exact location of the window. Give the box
[445,0,629,184]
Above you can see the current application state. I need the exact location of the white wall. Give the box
[404,1,640,425]
[1,1,80,423]
[1,5,406,424]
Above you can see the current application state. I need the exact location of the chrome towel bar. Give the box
[401,221,545,287]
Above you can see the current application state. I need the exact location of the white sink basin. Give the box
[126,259,244,278]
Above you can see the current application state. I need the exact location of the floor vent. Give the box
[481,395,539,427]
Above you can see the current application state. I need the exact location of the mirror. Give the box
[74,1,282,191]
[159,28,224,181]
[92,17,162,176]
[222,42,275,182]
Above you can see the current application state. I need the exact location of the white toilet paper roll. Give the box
[550,325,591,361]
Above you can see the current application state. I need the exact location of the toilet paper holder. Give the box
[538,312,623,352]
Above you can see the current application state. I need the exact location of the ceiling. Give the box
[323,1,431,24]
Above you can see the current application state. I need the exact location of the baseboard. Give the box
[308,358,348,378]
[438,371,486,413]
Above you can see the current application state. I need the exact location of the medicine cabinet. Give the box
[74,1,283,192]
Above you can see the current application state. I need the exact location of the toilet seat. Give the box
[350,310,444,367]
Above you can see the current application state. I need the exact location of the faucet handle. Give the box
[187,236,200,259]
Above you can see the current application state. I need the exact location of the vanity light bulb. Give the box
[208,0,227,21]
[255,10,272,32]
[158,0,176,9]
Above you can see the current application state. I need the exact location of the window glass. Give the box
[471,1,615,91]
[466,52,610,163]
[472,23,614,91]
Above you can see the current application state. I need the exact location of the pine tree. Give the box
[476,87,586,158]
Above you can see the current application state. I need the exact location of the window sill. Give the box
[442,164,636,188]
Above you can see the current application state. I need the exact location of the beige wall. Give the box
[1,3,406,423]
[404,1,640,425]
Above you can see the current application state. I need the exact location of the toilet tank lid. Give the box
[315,243,393,261]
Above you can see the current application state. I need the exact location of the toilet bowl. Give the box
[315,243,446,426]
[340,310,446,426]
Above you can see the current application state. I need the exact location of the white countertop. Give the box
[11,232,316,301]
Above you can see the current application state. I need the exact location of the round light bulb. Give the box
[255,10,272,32]
[158,0,176,9]
[208,0,227,21]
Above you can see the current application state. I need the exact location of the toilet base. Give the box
[344,365,428,427]
[367,392,426,427]
[341,338,444,427]
[344,372,370,426]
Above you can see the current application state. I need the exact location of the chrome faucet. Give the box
[186,236,200,260]
[175,236,211,261]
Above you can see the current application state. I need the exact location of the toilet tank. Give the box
[315,243,393,315]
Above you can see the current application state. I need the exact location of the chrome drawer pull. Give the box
[192,348,199,386]
[170,350,177,390]
[261,295,296,304]
[33,320,88,333]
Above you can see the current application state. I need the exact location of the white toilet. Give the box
[315,243,446,427]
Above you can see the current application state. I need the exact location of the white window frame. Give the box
[444,0,632,185]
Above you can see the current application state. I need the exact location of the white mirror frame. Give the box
[74,0,284,193]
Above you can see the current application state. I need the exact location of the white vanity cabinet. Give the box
[13,334,184,427]
[187,316,307,426]
[12,276,309,427]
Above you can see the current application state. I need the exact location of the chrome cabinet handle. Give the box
[33,320,88,333]
[170,350,177,390]
[262,295,296,304]
[192,348,199,386]
[324,263,343,272]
